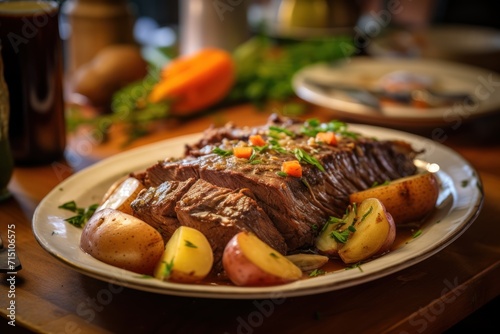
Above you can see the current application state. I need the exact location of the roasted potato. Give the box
[154,226,214,283]
[339,198,396,264]
[223,232,302,286]
[315,207,356,256]
[98,177,145,215]
[349,172,439,224]
[80,208,164,275]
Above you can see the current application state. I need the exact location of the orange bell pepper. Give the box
[148,48,235,114]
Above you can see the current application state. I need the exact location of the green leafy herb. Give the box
[270,252,279,258]
[269,125,295,138]
[184,240,197,248]
[301,118,358,139]
[212,147,233,157]
[345,263,363,272]
[360,206,373,222]
[58,201,99,228]
[461,179,469,187]
[309,269,326,277]
[330,230,350,243]
[276,171,288,177]
[412,229,423,238]
[252,144,269,153]
[268,139,288,154]
[228,35,353,106]
[163,258,174,278]
[293,148,325,172]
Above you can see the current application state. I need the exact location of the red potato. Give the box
[80,208,164,275]
[339,198,396,264]
[223,232,303,286]
[349,172,439,224]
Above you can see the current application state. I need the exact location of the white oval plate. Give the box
[293,57,500,127]
[33,125,483,299]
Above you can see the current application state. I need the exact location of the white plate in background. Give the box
[293,57,500,127]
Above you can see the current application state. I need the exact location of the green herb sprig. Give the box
[58,201,99,228]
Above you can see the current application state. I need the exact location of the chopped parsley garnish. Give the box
[412,229,423,238]
[184,240,197,248]
[212,147,233,157]
[270,252,279,258]
[345,262,363,272]
[252,144,269,153]
[58,200,99,228]
[309,269,326,277]
[163,258,174,278]
[269,125,295,138]
[268,139,288,154]
[301,118,357,139]
[330,225,356,244]
[293,148,325,172]
[276,171,288,177]
[360,206,373,222]
[461,179,469,187]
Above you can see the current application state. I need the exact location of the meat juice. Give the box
[0,1,66,165]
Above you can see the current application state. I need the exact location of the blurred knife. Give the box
[303,78,474,108]
[303,78,382,110]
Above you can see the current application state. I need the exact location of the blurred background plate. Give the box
[293,57,500,128]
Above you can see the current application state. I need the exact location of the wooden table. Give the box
[1,103,499,333]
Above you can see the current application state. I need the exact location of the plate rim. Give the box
[32,124,484,299]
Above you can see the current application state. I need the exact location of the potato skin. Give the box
[349,172,439,224]
[80,208,164,275]
[223,232,302,287]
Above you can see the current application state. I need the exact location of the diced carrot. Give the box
[282,160,302,178]
[233,146,253,159]
[249,134,266,147]
[315,132,337,145]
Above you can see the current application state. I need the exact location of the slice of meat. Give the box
[175,179,287,270]
[131,178,196,241]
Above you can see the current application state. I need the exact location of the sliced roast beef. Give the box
[146,132,416,251]
[131,178,196,241]
[175,179,287,270]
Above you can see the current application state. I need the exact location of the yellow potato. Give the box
[98,177,145,215]
[154,226,214,283]
[80,208,164,275]
[316,207,356,256]
[222,232,302,286]
[339,198,396,264]
[349,172,439,224]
